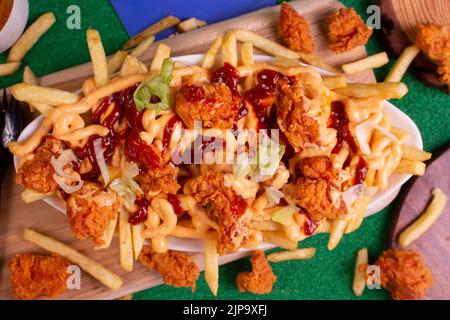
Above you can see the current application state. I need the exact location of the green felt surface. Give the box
[1,0,449,300]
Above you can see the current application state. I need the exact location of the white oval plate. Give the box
[13,54,422,252]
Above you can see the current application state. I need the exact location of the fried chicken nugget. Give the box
[66,181,120,245]
[16,136,63,194]
[327,8,372,53]
[9,253,70,300]
[236,250,276,294]
[138,164,180,199]
[278,2,314,54]
[138,245,199,291]
[375,249,433,300]
[416,24,450,90]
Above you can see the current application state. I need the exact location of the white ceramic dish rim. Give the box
[0,0,29,54]
[13,54,422,252]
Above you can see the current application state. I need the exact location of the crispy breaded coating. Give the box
[416,24,450,62]
[66,181,119,245]
[276,79,322,149]
[184,171,249,255]
[9,253,70,300]
[138,164,180,199]
[175,83,240,129]
[16,136,63,194]
[375,249,433,300]
[327,8,372,53]
[278,2,314,54]
[283,177,346,220]
[236,250,276,294]
[416,24,450,90]
[298,156,336,182]
[139,245,199,291]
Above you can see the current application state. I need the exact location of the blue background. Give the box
[110,0,276,39]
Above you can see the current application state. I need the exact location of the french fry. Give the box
[23,66,38,85]
[262,231,297,250]
[204,233,219,296]
[173,61,186,69]
[23,228,123,290]
[394,159,426,176]
[385,45,420,82]
[107,50,128,75]
[222,31,238,67]
[334,82,408,99]
[21,189,53,203]
[23,66,54,114]
[86,29,109,87]
[130,36,155,58]
[202,35,222,69]
[119,209,134,272]
[342,52,389,74]
[95,213,118,250]
[328,219,347,250]
[267,248,316,262]
[345,195,371,234]
[273,56,299,68]
[323,75,347,90]
[132,223,145,260]
[11,83,79,105]
[120,55,147,77]
[390,127,410,144]
[117,294,133,300]
[352,248,368,296]
[401,145,432,162]
[240,42,254,66]
[177,18,207,33]
[7,12,56,62]
[399,188,448,247]
[297,52,341,74]
[150,43,171,71]
[0,62,21,76]
[123,16,180,50]
[251,220,283,231]
[234,29,299,60]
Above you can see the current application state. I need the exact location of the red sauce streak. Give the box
[211,62,241,95]
[162,116,180,154]
[76,84,149,179]
[129,197,150,225]
[124,130,161,171]
[328,101,357,154]
[182,85,217,106]
[303,216,319,236]
[167,194,184,216]
[354,156,368,185]
[243,69,290,129]
[231,196,248,217]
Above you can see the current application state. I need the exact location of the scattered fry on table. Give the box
[385,45,420,82]
[342,52,389,74]
[352,248,368,296]
[267,248,316,262]
[7,12,56,63]
[177,18,207,33]
[123,16,180,50]
[0,62,21,76]
[23,228,123,290]
[399,188,448,247]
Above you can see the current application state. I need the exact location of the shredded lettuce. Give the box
[133,58,173,112]
[271,205,300,226]
[109,162,143,209]
[251,135,285,182]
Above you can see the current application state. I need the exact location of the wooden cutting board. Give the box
[389,146,450,300]
[0,0,376,300]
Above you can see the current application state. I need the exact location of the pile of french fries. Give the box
[6,8,440,299]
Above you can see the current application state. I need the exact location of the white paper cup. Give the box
[0,0,29,54]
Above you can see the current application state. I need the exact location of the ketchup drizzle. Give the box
[167,194,184,216]
[328,101,357,154]
[129,197,150,225]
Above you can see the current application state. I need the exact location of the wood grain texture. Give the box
[0,0,376,300]
[392,0,450,42]
[389,146,450,300]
